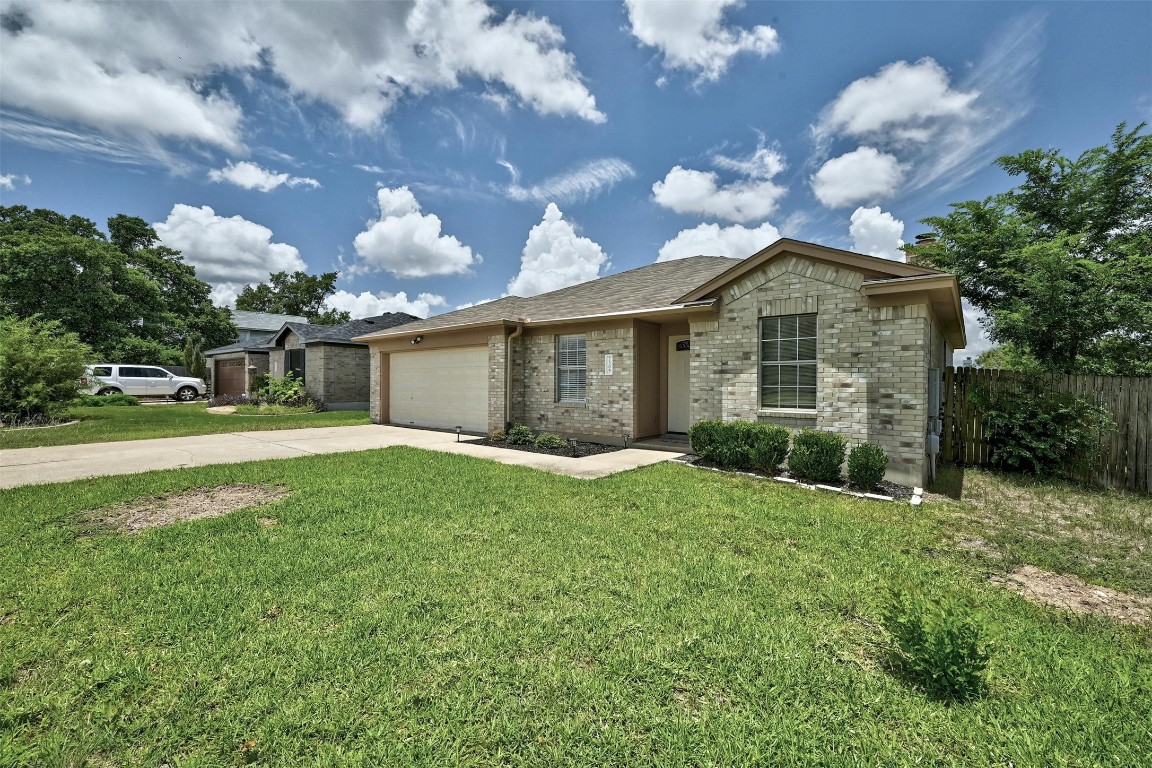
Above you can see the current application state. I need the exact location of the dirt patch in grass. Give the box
[88,483,291,533]
[205,406,236,414]
[992,565,1152,625]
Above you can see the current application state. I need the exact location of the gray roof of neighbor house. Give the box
[354,256,741,340]
[207,313,420,355]
[230,310,309,331]
[270,313,421,346]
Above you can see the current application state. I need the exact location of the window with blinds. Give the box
[556,334,587,402]
[760,313,817,409]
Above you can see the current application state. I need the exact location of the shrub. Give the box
[0,315,91,422]
[534,432,566,450]
[506,424,535,445]
[489,429,506,442]
[847,443,889,490]
[234,404,317,416]
[206,393,255,408]
[688,420,790,471]
[970,380,1113,477]
[882,586,989,701]
[73,394,140,408]
[788,429,846,483]
[263,372,307,405]
[250,373,270,397]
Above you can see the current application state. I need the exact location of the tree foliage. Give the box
[911,123,1152,375]
[235,270,351,325]
[0,206,235,364]
[0,315,92,421]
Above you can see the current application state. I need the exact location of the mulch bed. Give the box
[680,455,915,500]
[472,438,622,459]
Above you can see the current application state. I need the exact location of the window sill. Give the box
[759,408,817,417]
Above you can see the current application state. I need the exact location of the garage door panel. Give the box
[216,359,246,395]
[390,348,488,432]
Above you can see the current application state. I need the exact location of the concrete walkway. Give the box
[0,425,682,489]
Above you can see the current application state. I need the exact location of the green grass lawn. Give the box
[1,451,1149,767]
[0,404,370,449]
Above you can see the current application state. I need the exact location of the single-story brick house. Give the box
[352,239,965,485]
[206,313,418,409]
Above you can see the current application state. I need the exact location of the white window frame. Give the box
[760,313,817,410]
[556,334,587,403]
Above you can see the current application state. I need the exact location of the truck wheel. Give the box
[97,387,121,396]
[175,386,198,402]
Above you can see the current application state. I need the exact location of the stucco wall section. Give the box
[510,326,635,440]
[690,254,934,486]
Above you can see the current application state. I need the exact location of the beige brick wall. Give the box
[369,350,382,423]
[690,254,936,486]
[313,344,370,407]
[510,326,635,441]
[487,334,507,434]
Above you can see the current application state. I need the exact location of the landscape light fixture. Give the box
[455,426,462,442]
[623,432,630,449]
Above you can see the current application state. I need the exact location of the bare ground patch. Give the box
[87,483,291,533]
[992,565,1152,625]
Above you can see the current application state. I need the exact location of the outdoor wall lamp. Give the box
[411,335,423,345]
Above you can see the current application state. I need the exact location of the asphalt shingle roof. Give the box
[207,313,420,355]
[356,256,740,339]
[230,310,308,331]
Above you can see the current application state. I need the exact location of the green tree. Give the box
[0,315,92,421]
[235,270,351,325]
[182,336,208,381]
[910,123,1152,375]
[0,207,235,365]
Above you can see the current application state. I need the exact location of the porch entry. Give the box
[668,335,691,433]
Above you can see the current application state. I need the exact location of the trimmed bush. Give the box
[206,394,255,408]
[970,381,1113,478]
[489,429,506,442]
[73,394,140,408]
[787,429,846,483]
[847,443,889,490]
[0,315,91,422]
[534,432,566,450]
[689,419,790,471]
[883,586,990,702]
[506,424,535,446]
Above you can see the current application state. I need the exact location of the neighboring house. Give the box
[206,313,419,410]
[204,311,310,397]
[353,239,966,486]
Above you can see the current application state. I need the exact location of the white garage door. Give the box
[390,347,489,432]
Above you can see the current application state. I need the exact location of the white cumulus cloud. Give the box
[325,289,447,319]
[849,206,905,261]
[625,0,779,84]
[811,147,904,208]
[0,0,602,159]
[153,204,308,304]
[814,59,978,145]
[506,204,607,297]
[353,186,479,278]
[653,142,788,224]
[657,221,780,262]
[506,158,635,205]
[0,173,31,189]
[208,161,320,192]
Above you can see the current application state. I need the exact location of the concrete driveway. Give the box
[0,425,681,489]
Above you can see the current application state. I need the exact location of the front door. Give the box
[668,335,691,433]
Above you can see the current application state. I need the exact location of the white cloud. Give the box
[153,204,307,296]
[352,186,479,278]
[652,139,788,224]
[956,300,995,365]
[506,158,636,205]
[849,206,905,261]
[325,289,447,319]
[625,0,779,84]
[0,173,31,189]
[506,204,607,297]
[354,164,386,174]
[814,59,977,145]
[455,297,497,310]
[0,1,602,157]
[811,147,904,208]
[208,161,320,192]
[657,221,780,262]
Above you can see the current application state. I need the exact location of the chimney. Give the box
[906,232,937,266]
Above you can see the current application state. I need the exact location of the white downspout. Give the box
[505,321,524,430]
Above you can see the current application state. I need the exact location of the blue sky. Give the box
[1,1,1149,358]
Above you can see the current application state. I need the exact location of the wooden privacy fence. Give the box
[940,367,1152,493]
